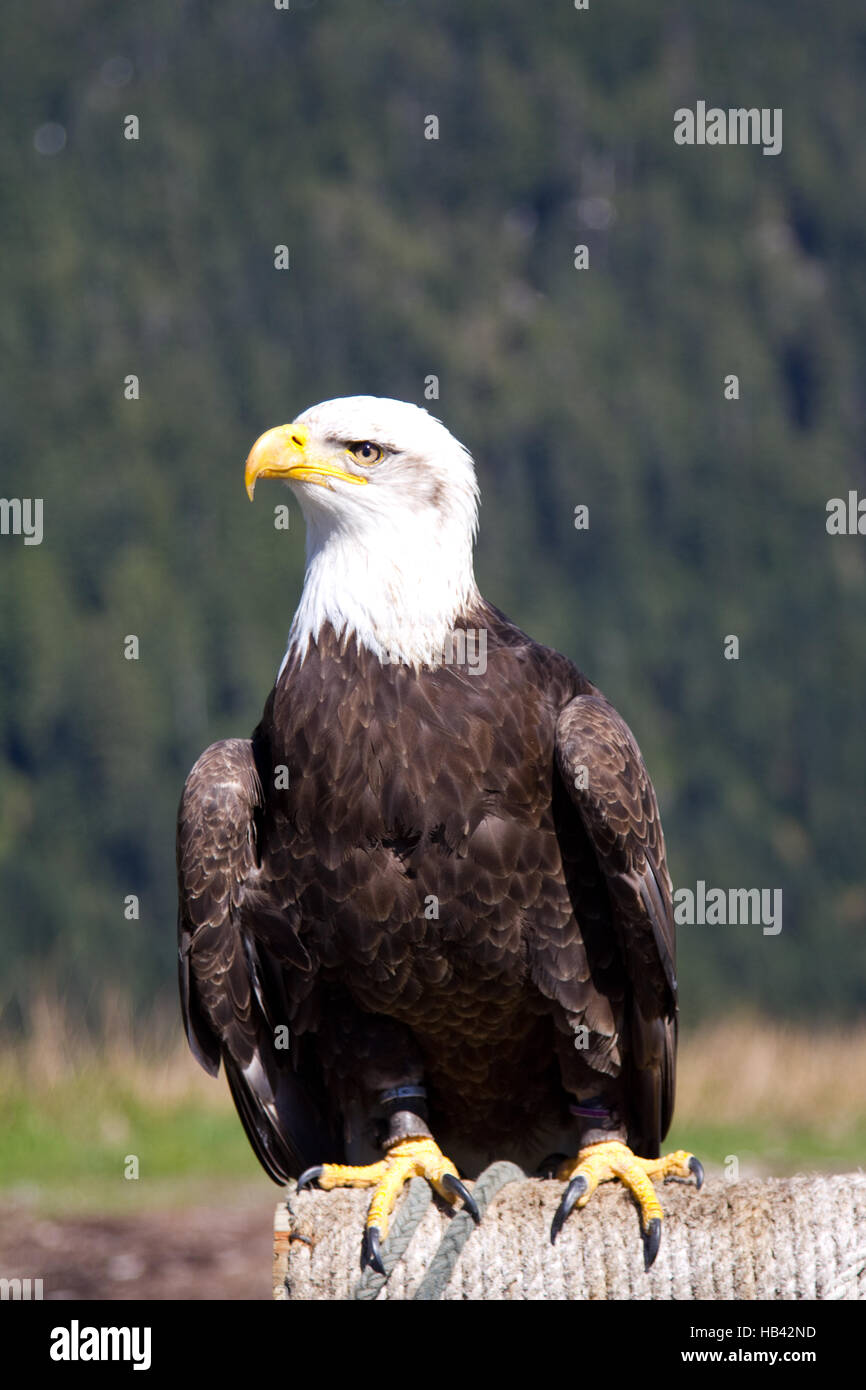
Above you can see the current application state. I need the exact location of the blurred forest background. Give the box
[1,0,865,1262]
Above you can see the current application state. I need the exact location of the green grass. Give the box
[665,1121,866,1177]
[0,1072,270,1212]
[2,1094,256,1186]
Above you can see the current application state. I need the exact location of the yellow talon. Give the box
[316,1160,387,1191]
[309,1137,469,1244]
[553,1140,702,1265]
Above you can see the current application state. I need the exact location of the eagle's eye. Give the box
[347,441,383,465]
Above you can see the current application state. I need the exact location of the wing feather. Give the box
[555,694,677,1150]
[177,737,333,1179]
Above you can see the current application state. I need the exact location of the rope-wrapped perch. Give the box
[273,1169,866,1300]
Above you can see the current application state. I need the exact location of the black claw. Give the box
[643,1217,662,1270]
[365,1225,385,1276]
[441,1172,480,1223]
[550,1174,588,1243]
[688,1156,705,1190]
[297,1165,323,1192]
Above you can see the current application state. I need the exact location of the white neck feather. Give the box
[280,497,480,676]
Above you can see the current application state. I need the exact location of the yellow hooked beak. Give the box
[244,424,369,499]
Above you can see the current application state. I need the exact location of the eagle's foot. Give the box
[551,1140,703,1269]
[298,1138,479,1275]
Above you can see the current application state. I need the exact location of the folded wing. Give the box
[555,695,677,1155]
[177,737,334,1180]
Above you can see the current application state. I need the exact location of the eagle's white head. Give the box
[244,396,481,671]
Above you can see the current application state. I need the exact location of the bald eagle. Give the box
[177,397,701,1273]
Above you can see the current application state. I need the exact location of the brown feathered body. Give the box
[178,600,677,1181]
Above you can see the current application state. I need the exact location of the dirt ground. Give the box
[0,1198,273,1300]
